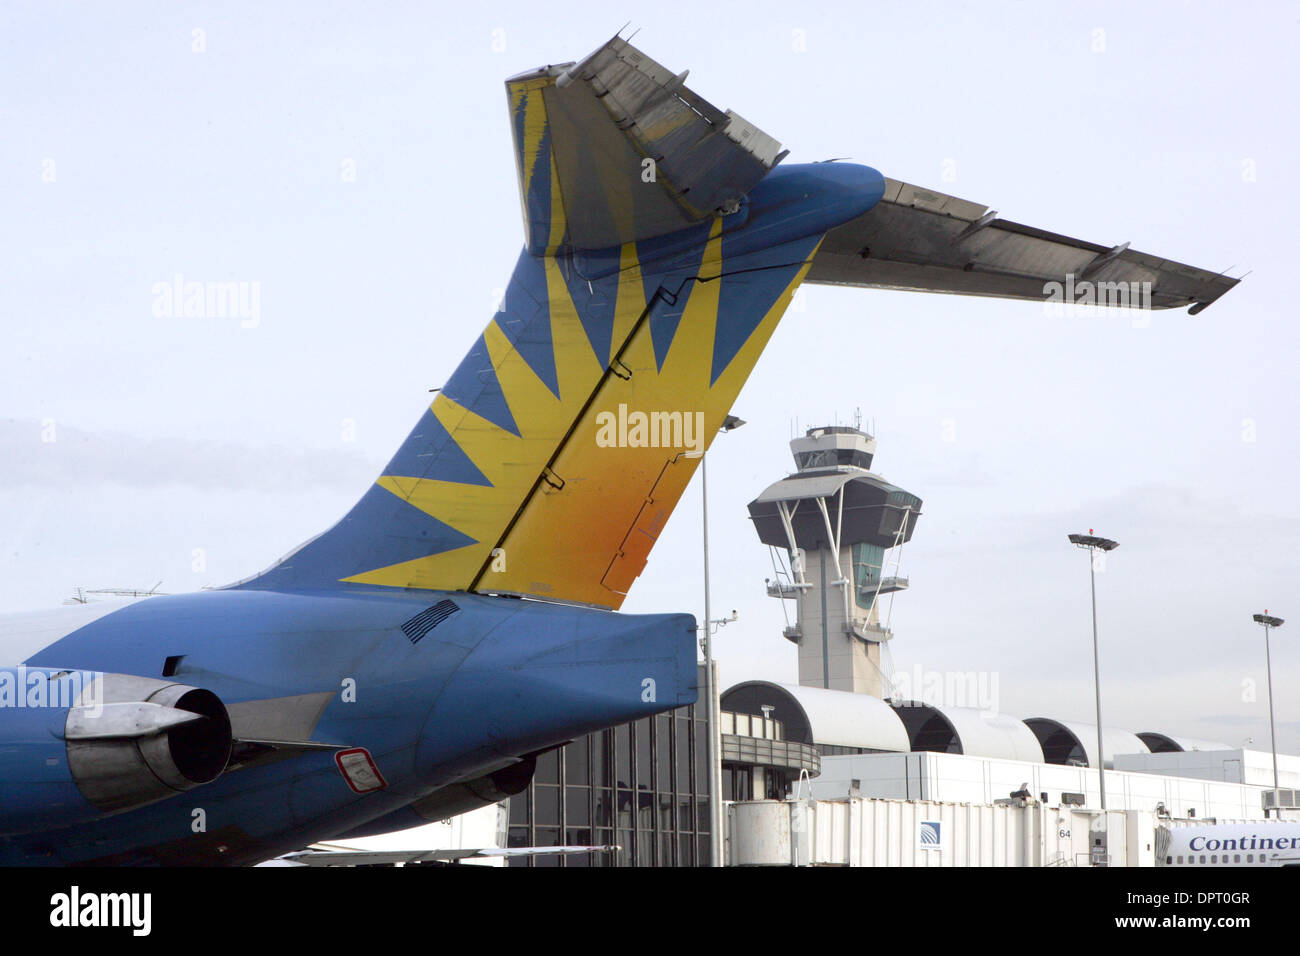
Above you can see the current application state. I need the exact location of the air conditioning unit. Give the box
[1264,789,1299,809]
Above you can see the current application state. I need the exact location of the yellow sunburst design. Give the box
[342,238,647,590]
[485,227,822,608]
[343,75,820,608]
[509,76,563,252]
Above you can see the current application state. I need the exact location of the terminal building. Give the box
[503,666,820,866]
[494,422,1296,866]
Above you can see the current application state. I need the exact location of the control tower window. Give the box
[795,449,874,471]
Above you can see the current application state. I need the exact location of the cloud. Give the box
[0,419,381,492]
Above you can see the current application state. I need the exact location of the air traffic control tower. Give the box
[748,425,922,696]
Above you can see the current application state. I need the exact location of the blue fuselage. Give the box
[1,161,887,865]
[4,589,695,864]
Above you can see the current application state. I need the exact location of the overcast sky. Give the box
[2,2,1297,754]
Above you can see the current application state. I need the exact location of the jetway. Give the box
[726,796,1155,867]
[810,750,1272,819]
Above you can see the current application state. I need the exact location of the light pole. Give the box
[1253,611,1285,816]
[1069,530,1119,810]
[701,414,744,867]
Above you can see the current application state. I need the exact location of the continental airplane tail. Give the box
[1,35,1238,865]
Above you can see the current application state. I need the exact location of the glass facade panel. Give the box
[615,724,632,788]
[636,788,654,832]
[591,731,610,788]
[594,789,613,827]
[535,827,561,867]
[616,830,633,867]
[506,699,712,866]
[695,721,709,789]
[535,784,559,822]
[723,765,751,802]
[678,833,694,867]
[677,716,691,784]
[566,787,590,825]
[656,714,672,784]
[565,737,589,780]
[636,723,652,790]
[616,789,634,829]
[535,749,560,785]
[509,791,528,825]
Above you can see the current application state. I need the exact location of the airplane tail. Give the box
[238,38,882,609]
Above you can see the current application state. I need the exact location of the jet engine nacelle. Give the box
[406,756,536,824]
[0,669,232,835]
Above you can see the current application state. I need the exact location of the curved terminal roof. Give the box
[1136,732,1233,753]
[722,681,910,752]
[892,702,1044,763]
[1024,717,1150,769]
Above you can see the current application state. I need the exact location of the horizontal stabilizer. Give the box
[806,178,1239,313]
